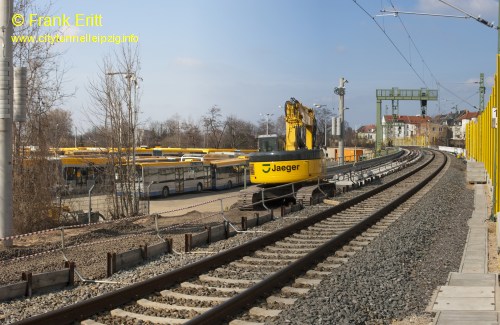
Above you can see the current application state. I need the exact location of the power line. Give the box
[438,82,478,109]
[387,0,482,110]
[388,0,440,85]
[355,0,482,111]
[351,0,428,86]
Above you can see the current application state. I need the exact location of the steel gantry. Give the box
[375,87,438,155]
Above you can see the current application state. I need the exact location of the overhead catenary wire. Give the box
[354,0,482,111]
[351,0,428,87]
[388,0,440,85]
[438,82,479,109]
[389,0,493,109]
[388,0,483,110]
[388,0,473,108]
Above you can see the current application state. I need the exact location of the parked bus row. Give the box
[58,156,249,197]
[130,158,248,198]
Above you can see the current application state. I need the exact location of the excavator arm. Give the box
[284,98,316,151]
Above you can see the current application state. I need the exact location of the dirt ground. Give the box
[488,221,500,273]
[5,187,258,250]
[149,188,242,215]
[391,315,433,325]
[485,181,500,273]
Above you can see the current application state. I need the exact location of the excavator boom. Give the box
[284,98,316,151]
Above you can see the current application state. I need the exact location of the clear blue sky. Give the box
[40,0,499,132]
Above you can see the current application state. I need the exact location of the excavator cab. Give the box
[257,134,279,152]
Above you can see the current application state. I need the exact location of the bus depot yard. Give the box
[32,145,372,224]
[53,148,252,198]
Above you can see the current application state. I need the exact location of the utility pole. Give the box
[0,0,13,247]
[324,120,327,147]
[260,113,273,135]
[479,73,485,112]
[334,78,347,165]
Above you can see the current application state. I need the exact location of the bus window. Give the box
[65,167,76,181]
[180,154,204,162]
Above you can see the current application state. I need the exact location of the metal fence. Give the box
[56,192,148,224]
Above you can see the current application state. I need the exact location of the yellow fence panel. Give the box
[466,54,500,215]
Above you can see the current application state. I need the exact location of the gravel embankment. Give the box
[0,209,257,286]
[270,156,473,324]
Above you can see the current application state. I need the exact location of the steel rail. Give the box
[14,149,438,325]
[185,150,446,324]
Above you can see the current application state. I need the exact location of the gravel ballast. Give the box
[270,156,473,324]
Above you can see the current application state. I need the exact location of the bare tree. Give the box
[256,117,276,137]
[275,114,286,136]
[144,116,202,148]
[43,109,74,147]
[182,118,202,148]
[221,116,257,149]
[163,115,182,147]
[81,126,108,147]
[13,0,71,145]
[147,121,167,146]
[202,106,226,148]
[344,123,356,147]
[314,107,334,147]
[87,45,141,218]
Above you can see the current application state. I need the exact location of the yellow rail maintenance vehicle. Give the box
[239,98,334,209]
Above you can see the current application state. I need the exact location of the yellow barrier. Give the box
[392,136,429,147]
[466,55,500,215]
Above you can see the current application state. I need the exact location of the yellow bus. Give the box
[60,156,113,191]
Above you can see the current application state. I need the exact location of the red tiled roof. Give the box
[384,115,431,124]
[357,124,376,133]
[457,111,479,120]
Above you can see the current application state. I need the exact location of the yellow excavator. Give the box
[251,97,325,183]
[239,98,333,209]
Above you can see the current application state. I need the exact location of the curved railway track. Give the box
[15,149,447,325]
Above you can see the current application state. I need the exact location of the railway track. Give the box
[15,149,446,325]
